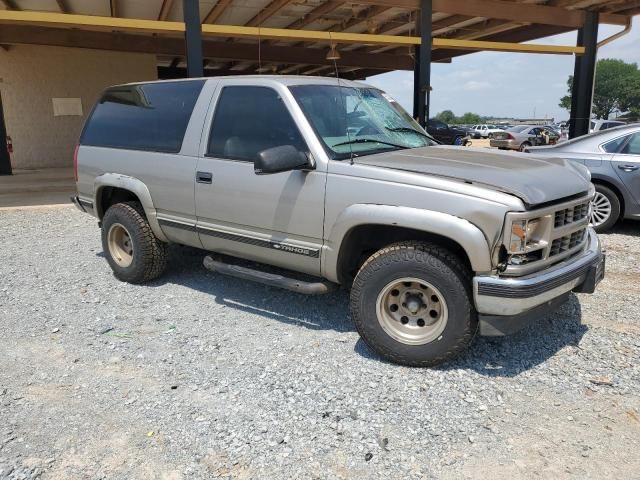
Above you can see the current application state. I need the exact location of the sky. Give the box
[366,17,640,122]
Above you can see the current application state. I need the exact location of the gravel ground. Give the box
[1,206,639,479]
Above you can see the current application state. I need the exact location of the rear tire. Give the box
[350,242,477,367]
[453,136,464,146]
[519,142,531,152]
[590,184,621,233]
[101,202,168,283]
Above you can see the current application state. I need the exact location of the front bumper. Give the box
[473,228,604,332]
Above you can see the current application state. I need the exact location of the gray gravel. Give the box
[1,206,639,479]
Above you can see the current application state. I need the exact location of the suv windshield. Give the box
[289,85,436,160]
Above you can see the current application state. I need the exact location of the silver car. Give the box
[71,76,604,367]
[491,125,560,151]
[527,124,640,232]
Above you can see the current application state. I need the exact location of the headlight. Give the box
[508,218,545,253]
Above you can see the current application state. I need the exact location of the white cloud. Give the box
[462,80,491,91]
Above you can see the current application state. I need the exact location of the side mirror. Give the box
[254,145,311,175]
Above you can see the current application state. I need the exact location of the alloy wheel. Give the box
[107,223,134,268]
[375,277,449,345]
[590,192,612,227]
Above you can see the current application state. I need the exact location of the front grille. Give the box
[554,201,589,227]
[549,228,586,257]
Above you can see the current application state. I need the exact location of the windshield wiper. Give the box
[385,126,430,138]
[332,138,409,149]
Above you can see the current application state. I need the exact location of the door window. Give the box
[602,135,629,153]
[207,86,307,162]
[429,119,447,129]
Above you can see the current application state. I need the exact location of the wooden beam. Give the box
[0,25,414,70]
[157,0,174,21]
[55,0,69,13]
[203,0,233,24]
[109,0,118,18]
[336,0,628,26]
[287,0,345,30]
[0,11,588,54]
[245,0,292,27]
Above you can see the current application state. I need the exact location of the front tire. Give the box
[350,242,477,367]
[101,202,168,283]
[590,184,620,233]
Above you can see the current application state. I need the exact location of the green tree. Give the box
[436,110,456,123]
[560,58,640,119]
[459,112,482,124]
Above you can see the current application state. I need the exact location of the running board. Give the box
[203,256,337,295]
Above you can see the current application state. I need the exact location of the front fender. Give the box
[94,173,168,242]
[322,204,493,283]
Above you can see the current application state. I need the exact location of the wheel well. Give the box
[336,224,472,285]
[591,178,625,217]
[97,187,140,219]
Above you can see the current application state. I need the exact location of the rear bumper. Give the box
[490,139,519,149]
[473,228,604,334]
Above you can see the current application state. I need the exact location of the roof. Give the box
[120,74,371,87]
[0,0,638,79]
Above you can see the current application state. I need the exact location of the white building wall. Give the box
[0,45,157,169]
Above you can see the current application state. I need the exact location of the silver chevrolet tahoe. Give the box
[72,76,605,367]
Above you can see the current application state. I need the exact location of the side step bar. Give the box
[203,256,337,295]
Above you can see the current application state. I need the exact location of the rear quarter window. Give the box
[81,80,205,153]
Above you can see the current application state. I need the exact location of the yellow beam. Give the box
[433,38,585,55]
[0,10,585,54]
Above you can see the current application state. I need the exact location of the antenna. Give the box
[258,27,262,73]
[330,33,355,165]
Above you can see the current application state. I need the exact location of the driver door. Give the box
[613,132,640,204]
[194,82,326,275]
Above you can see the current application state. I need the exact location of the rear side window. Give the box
[81,80,205,153]
[602,135,628,153]
[207,86,307,162]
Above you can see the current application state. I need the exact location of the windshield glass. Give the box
[289,85,437,160]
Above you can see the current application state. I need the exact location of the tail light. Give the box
[506,133,514,140]
[73,144,79,181]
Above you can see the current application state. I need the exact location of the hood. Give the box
[354,145,591,207]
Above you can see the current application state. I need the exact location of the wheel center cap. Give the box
[406,296,422,314]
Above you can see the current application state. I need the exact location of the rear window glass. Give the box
[81,80,205,153]
[602,135,628,153]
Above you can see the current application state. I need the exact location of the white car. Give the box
[590,119,625,133]
[472,124,506,138]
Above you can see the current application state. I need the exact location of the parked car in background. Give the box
[426,119,468,145]
[527,123,640,232]
[472,124,505,138]
[491,125,560,151]
[590,119,625,133]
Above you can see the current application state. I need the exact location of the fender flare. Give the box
[322,204,493,282]
[94,173,168,242]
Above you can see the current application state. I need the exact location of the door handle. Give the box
[618,164,639,172]
[196,171,213,184]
